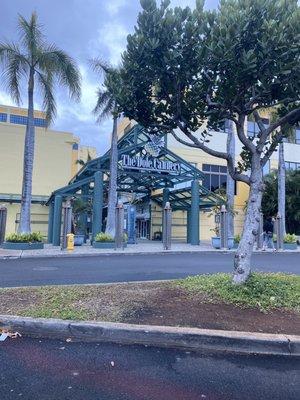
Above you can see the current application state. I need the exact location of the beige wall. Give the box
[0,105,97,236]
[0,121,76,196]
[3,203,49,237]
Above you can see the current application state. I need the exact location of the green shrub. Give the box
[6,232,43,243]
[284,234,297,244]
[234,234,241,243]
[94,232,114,242]
[178,272,300,312]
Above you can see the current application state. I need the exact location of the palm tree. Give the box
[226,119,235,238]
[0,13,81,233]
[270,110,295,236]
[76,151,92,167]
[91,59,122,237]
[278,139,286,235]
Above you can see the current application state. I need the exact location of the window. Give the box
[10,114,47,127]
[247,118,269,138]
[0,113,7,122]
[285,161,300,170]
[10,114,28,125]
[202,163,237,194]
[34,117,47,127]
[72,143,79,150]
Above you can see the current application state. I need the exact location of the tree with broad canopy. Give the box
[118,0,300,284]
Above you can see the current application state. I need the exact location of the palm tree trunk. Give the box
[105,114,118,237]
[18,69,35,234]
[226,121,235,238]
[278,141,286,235]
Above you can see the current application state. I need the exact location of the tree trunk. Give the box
[105,114,118,237]
[18,69,35,234]
[278,141,286,235]
[233,155,263,284]
[226,121,235,238]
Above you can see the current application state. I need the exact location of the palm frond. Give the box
[37,44,81,101]
[93,88,114,122]
[76,159,85,166]
[36,70,56,125]
[0,43,28,104]
[90,57,113,76]
[18,12,44,61]
[99,98,115,122]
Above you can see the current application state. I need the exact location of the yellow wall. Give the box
[0,105,97,235]
[0,122,76,196]
[4,203,49,237]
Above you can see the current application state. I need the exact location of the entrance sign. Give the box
[121,154,181,175]
[121,133,181,175]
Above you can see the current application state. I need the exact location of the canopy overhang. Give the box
[48,124,221,210]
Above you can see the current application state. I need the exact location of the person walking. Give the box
[263,216,275,251]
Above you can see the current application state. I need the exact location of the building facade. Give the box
[117,116,300,241]
[0,105,96,236]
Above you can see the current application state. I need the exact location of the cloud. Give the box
[0,91,15,107]
[0,0,220,157]
[105,0,127,16]
[94,23,129,66]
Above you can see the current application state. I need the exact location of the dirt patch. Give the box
[0,282,299,335]
[122,285,300,335]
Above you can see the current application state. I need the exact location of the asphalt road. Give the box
[1,337,299,400]
[0,252,299,288]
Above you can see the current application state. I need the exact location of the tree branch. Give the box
[171,129,250,184]
[227,153,250,185]
[260,131,283,167]
[235,114,256,154]
[258,108,300,152]
[253,110,266,136]
[177,123,229,160]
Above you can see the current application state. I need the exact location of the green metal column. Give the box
[52,195,63,246]
[92,171,103,239]
[163,188,169,206]
[186,209,191,243]
[162,188,170,233]
[79,185,89,242]
[190,179,200,245]
[47,201,54,244]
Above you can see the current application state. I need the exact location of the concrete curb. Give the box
[1,248,299,261]
[1,315,299,356]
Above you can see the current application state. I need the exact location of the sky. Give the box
[0,0,219,155]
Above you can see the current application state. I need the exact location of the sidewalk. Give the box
[0,241,299,259]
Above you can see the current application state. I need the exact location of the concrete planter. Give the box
[93,241,115,249]
[2,242,44,250]
[74,234,85,246]
[273,242,297,250]
[211,237,234,249]
[92,241,127,249]
[283,243,297,250]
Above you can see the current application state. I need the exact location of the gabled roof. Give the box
[48,124,221,209]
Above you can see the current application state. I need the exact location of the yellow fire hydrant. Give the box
[66,233,74,251]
